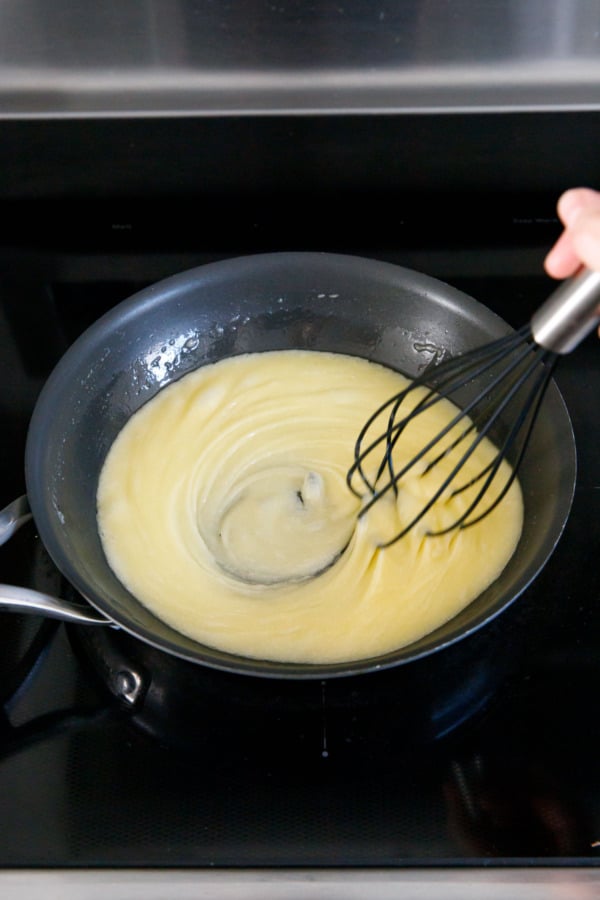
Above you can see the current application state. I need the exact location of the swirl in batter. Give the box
[96,350,523,664]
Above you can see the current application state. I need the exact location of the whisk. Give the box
[346,267,600,546]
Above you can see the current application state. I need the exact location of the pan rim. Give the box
[23,251,577,679]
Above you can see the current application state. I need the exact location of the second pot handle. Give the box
[0,494,113,625]
[0,494,32,544]
[0,584,113,625]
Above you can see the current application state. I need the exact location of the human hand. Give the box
[544,187,600,279]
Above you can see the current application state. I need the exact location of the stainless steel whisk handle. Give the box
[531,267,600,354]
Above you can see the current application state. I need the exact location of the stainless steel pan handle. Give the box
[0,495,112,625]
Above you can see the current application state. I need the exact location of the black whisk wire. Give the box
[346,324,559,546]
[425,346,559,538]
[347,326,531,501]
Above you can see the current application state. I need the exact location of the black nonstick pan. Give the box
[0,252,576,679]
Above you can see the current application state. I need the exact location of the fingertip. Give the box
[557,186,600,226]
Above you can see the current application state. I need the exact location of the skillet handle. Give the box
[0,584,112,625]
[0,495,112,626]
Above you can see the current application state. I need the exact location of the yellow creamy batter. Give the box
[96,350,523,664]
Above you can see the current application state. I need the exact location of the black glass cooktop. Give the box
[1,198,600,868]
